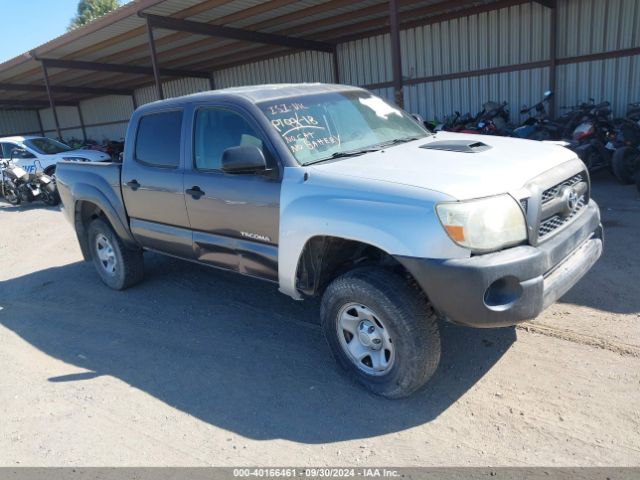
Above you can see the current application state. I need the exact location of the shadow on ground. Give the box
[0,198,61,213]
[0,253,515,443]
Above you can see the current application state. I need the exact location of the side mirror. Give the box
[221,145,267,174]
[544,90,553,98]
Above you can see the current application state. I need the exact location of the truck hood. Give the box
[48,149,111,162]
[310,132,579,200]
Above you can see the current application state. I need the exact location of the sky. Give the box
[0,0,129,64]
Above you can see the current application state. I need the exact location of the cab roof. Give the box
[136,83,366,113]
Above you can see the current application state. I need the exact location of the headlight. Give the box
[436,195,527,253]
[62,157,89,162]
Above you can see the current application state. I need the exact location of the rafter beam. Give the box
[139,12,335,53]
[38,58,210,79]
[532,0,556,8]
[0,83,132,96]
[0,99,78,108]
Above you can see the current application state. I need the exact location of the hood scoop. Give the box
[420,139,492,153]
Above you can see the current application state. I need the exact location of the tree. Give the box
[68,0,122,31]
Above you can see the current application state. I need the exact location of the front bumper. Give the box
[397,200,603,328]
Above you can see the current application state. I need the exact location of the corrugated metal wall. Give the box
[334,1,552,121]
[40,106,83,140]
[80,95,135,141]
[214,50,335,88]
[555,0,640,116]
[2,0,639,139]
[134,77,211,106]
[0,110,41,136]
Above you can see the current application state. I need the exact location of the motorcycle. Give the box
[437,101,511,136]
[562,101,616,172]
[512,91,563,140]
[610,102,640,184]
[1,150,60,206]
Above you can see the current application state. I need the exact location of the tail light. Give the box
[573,122,595,141]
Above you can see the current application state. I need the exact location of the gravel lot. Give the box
[0,171,639,466]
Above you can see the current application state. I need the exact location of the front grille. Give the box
[538,196,587,238]
[541,173,585,204]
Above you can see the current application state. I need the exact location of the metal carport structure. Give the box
[0,0,638,141]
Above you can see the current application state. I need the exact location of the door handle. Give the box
[126,179,140,190]
[186,186,205,199]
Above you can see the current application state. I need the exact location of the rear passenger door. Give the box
[122,109,192,258]
[183,105,281,281]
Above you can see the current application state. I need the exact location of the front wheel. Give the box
[87,218,144,290]
[2,182,20,205]
[320,268,441,399]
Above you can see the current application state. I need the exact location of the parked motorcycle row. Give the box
[427,91,640,191]
[65,137,125,160]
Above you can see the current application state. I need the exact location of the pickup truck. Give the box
[56,83,603,398]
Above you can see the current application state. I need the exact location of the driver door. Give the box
[183,105,281,281]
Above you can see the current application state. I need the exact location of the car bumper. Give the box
[396,200,603,328]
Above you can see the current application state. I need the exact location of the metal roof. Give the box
[0,0,501,109]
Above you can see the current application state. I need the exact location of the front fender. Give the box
[277,167,467,299]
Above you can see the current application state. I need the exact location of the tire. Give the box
[3,183,20,205]
[611,146,639,185]
[320,267,441,399]
[44,165,56,178]
[87,218,144,290]
[41,182,60,206]
[578,145,601,171]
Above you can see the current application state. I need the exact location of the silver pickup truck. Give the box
[56,83,603,398]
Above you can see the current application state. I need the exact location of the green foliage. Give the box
[68,0,122,31]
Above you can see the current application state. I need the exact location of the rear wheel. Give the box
[41,182,60,206]
[87,218,144,290]
[321,267,441,399]
[611,146,639,184]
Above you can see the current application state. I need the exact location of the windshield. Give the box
[258,91,428,165]
[24,137,72,155]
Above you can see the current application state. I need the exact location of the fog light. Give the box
[484,276,523,311]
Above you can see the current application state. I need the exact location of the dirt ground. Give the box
[0,171,638,466]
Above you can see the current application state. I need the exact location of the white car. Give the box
[0,136,111,176]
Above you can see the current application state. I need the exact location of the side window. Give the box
[194,107,270,171]
[135,110,183,167]
[1,143,20,158]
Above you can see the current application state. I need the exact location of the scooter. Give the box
[1,152,60,206]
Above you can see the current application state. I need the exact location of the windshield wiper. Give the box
[302,147,381,166]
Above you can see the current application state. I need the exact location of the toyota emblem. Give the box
[559,185,579,215]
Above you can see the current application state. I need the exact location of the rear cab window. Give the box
[135,110,183,168]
